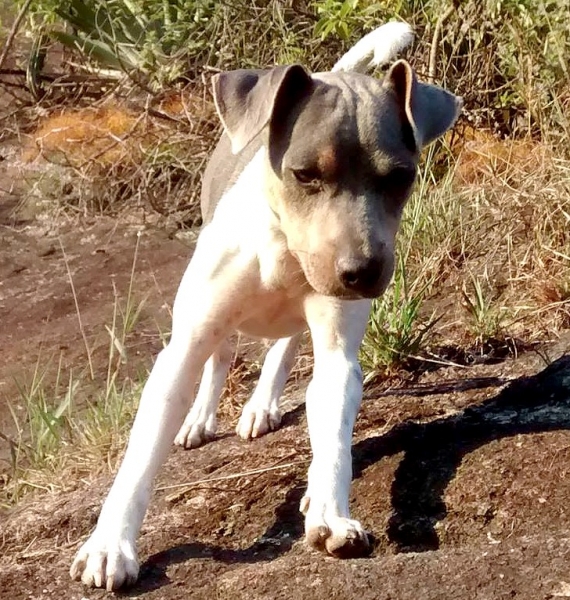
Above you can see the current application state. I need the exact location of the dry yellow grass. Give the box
[453,128,554,187]
[23,106,150,166]
[22,88,215,169]
[401,132,570,353]
[19,88,217,216]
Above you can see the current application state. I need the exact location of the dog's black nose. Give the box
[337,256,382,296]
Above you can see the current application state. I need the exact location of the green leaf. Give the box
[338,20,350,40]
[50,30,127,70]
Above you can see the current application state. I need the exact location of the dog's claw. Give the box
[70,535,139,590]
[318,525,331,539]
[174,418,216,449]
[306,519,372,558]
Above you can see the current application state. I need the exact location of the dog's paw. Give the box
[301,497,372,559]
[70,535,139,591]
[174,414,216,449]
[236,400,281,440]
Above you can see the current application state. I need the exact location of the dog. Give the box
[70,22,462,590]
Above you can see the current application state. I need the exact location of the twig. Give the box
[428,5,455,84]
[158,458,307,496]
[0,430,19,450]
[0,0,34,71]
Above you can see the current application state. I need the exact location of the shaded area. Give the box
[374,375,510,398]
[128,482,306,596]
[354,354,570,551]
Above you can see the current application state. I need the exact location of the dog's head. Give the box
[212,62,461,299]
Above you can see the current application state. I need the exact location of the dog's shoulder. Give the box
[201,132,263,226]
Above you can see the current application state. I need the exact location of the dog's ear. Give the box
[383,59,462,151]
[212,65,313,155]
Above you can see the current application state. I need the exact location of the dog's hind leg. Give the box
[236,333,301,440]
[174,339,233,449]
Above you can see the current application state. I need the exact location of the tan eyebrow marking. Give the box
[317,145,339,176]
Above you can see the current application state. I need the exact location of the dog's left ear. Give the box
[212,65,312,155]
[383,59,462,151]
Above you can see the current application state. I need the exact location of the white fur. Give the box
[175,332,301,446]
[331,21,414,74]
[174,340,232,448]
[301,295,371,549]
[236,334,301,439]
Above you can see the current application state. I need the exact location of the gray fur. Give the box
[201,64,461,272]
[201,61,461,223]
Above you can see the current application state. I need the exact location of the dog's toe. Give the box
[236,402,281,440]
[323,520,372,558]
[70,535,139,590]
[174,419,216,449]
[303,502,372,559]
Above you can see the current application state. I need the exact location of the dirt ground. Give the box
[1,207,570,599]
[0,196,193,441]
[2,4,570,597]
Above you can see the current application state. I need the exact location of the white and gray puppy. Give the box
[71,22,462,591]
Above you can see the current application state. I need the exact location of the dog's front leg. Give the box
[70,304,224,589]
[301,296,372,558]
[70,232,253,590]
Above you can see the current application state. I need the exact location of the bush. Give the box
[15,0,569,146]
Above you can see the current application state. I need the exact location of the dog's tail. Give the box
[331,22,414,74]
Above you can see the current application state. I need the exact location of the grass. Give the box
[0,235,148,508]
[460,271,507,347]
[361,136,570,375]
[21,99,217,220]
[3,361,142,507]
[360,255,440,380]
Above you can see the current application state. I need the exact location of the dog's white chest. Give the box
[236,289,306,339]
[199,151,311,339]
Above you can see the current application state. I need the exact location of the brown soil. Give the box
[1,211,570,599]
[0,214,191,443]
[2,6,570,598]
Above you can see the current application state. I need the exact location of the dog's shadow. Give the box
[355,353,570,551]
[127,353,570,595]
[126,482,306,596]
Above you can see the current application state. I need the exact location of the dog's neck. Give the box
[203,147,309,298]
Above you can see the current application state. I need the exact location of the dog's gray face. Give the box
[264,72,418,298]
[212,62,462,299]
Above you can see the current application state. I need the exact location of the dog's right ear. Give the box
[212,65,313,155]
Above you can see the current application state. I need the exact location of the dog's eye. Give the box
[378,166,416,192]
[292,168,322,189]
